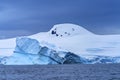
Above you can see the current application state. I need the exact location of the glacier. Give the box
[1,23,120,65]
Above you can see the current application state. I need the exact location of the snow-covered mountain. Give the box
[1,23,120,65]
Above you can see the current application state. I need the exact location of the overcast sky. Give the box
[0,0,120,38]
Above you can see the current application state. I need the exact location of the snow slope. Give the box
[1,23,120,57]
[0,38,15,56]
[29,23,120,57]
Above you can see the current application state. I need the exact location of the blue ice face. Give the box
[15,37,41,54]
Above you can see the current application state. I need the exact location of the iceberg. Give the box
[1,23,120,65]
[1,37,67,65]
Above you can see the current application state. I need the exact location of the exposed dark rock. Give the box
[72,28,75,31]
[56,34,59,36]
[68,33,70,35]
[64,32,67,34]
[51,30,56,34]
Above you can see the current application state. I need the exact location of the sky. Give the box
[0,0,120,38]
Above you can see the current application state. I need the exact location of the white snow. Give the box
[0,23,120,57]
[0,38,16,56]
[49,23,93,37]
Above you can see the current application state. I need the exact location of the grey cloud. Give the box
[0,0,120,38]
